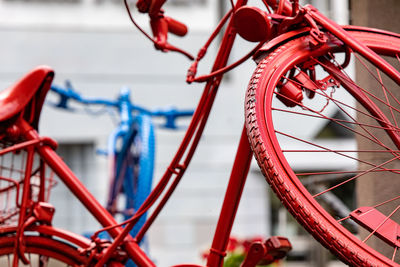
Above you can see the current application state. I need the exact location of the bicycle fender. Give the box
[0,224,92,249]
[253,28,310,62]
[254,25,400,62]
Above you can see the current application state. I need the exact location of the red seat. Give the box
[0,66,54,130]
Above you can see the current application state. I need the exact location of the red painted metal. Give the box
[241,242,267,267]
[320,58,400,150]
[17,119,155,266]
[254,25,400,61]
[253,28,310,60]
[206,126,253,267]
[13,145,35,266]
[135,79,227,246]
[276,80,303,107]
[246,21,400,265]
[307,5,400,87]
[265,0,292,15]
[4,1,400,266]
[241,236,292,267]
[233,6,271,42]
[0,235,91,265]
[0,224,92,249]
[350,207,400,248]
[97,0,251,263]
[165,17,188,37]
[32,202,55,224]
[0,66,53,129]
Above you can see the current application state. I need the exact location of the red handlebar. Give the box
[165,17,188,37]
[134,0,192,59]
[149,12,193,59]
[149,14,188,45]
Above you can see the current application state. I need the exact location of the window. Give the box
[49,143,106,234]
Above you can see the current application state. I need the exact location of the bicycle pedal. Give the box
[241,236,292,267]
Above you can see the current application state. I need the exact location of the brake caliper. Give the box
[276,63,339,108]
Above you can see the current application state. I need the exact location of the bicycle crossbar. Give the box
[18,119,156,266]
[308,6,400,87]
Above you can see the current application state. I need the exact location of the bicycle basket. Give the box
[0,140,56,226]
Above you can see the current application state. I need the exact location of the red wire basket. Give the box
[0,140,56,226]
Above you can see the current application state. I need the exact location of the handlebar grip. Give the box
[165,17,188,37]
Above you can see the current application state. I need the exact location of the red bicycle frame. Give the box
[6,0,400,266]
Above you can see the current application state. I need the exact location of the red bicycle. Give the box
[1,0,400,266]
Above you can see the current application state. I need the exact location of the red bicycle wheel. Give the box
[246,28,400,266]
[0,234,90,266]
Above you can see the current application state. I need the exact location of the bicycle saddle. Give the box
[0,66,54,129]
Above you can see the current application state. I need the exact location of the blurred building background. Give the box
[0,0,352,266]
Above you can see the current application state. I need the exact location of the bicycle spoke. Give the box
[316,87,400,133]
[330,52,400,117]
[274,60,400,200]
[353,52,400,108]
[296,169,400,177]
[276,74,400,131]
[273,106,399,131]
[274,89,400,153]
[314,62,400,156]
[284,149,400,153]
[337,215,350,223]
[396,54,400,68]
[313,155,400,198]
[318,88,395,153]
[276,129,400,175]
[338,195,400,224]
[321,54,400,117]
[393,246,398,262]
[377,68,398,128]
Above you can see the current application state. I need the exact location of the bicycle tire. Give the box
[123,114,155,236]
[245,29,400,266]
[108,114,154,243]
[0,233,90,266]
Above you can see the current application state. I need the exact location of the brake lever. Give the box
[150,13,194,60]
[162,43,194,60]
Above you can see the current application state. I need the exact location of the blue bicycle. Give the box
[49,81,193,257]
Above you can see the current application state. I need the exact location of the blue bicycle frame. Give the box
[50,82,193,262]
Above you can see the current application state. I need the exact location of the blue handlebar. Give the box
[50,81,193,129]
[51,82,118,108]
[152,108,194,129]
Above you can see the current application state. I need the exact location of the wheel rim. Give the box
[257,32,400,264]
[0,235,89,266]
